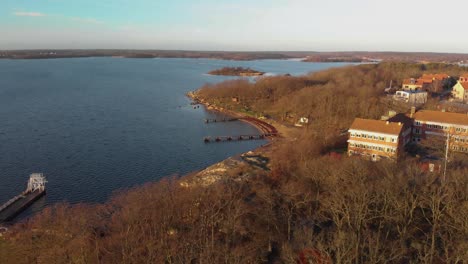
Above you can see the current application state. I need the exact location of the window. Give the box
[415,121,421,126]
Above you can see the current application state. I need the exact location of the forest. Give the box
[0,62,467,263]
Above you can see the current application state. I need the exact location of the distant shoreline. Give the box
[2,50,468,63]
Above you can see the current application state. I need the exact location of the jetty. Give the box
[0,173,47,223]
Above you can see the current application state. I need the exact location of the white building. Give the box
[394,90,428,104]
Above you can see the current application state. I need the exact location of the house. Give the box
[420,73,450,93]
[412,110,468,153]
[451,74,468,103]
[347,118,411,161]
[402,78,427,91]
[459,73,468,82]
[394,90,428,104]
[402,74,450,93]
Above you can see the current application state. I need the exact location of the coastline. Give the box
[181,90,298,187]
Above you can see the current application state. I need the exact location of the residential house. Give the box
[412,110,468,153]
[402,78,427,91]
[420,73,450,93]
[451,74,468,103]
[348,118,411,161]
[402,74,450,93]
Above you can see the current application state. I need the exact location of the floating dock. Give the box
[0,173,47,223]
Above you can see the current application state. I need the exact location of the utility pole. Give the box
[443,133,449,182]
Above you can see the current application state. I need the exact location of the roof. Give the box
[461,82,468,90]
[388,113,413,128]
[402,78,424,86]
[349,118,404,135]
[421,73,449,81]
[460,73,468,79]
[413,110,468,127]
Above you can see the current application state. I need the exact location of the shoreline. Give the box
[181,91,285,187]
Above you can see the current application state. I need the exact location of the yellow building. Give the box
[451,74,468,103]
[347,118,410,161]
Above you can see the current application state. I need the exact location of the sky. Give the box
[0,0,467,52]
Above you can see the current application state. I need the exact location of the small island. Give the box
[207,67,265,76]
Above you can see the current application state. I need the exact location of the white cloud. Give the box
[13,12,46,17]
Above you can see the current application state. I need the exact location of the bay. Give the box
[0,58,352,216]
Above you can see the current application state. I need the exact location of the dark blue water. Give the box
[0,58,351,212]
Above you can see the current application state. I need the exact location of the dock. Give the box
[204,134,275,143]
[204,118,239,123]
[203,116,278,143]
[0,173,47,223]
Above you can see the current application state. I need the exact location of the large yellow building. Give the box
[347,118,411,161]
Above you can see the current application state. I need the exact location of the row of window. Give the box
[453,136,468,143]
[350,133,396,142]
[349,143,396,153]
[414,122,468,133]
[426,124,448,130]
[451,146,468,152]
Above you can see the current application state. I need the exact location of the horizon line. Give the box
[1,49,468,55]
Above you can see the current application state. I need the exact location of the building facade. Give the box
[348,118,410,161]
[412,110,468,153]
[451,74,468,103]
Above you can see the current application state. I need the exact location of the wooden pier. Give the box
[0,173,47,223]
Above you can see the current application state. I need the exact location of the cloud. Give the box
[13,12,46,17]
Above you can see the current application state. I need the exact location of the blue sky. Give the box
[0,0,467,52]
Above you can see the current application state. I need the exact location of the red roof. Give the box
[421,73,449,81]
[461,82,468,90]
[402,78,425,86]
